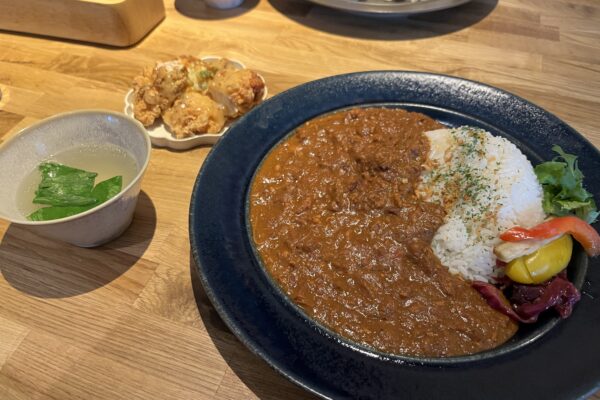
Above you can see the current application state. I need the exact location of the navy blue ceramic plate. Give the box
[189,72,600,399]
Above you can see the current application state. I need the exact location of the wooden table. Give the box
[0,0,599,398]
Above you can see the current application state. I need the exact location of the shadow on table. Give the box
[175,0,259,20]
[269,0,498,40]
[0,191,157,298]
[189,259,318,400]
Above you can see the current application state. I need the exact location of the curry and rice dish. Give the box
[249,107,600,358]
[250,108,515,357]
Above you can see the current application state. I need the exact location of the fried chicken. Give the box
[204,58,238,74]
[131,60,189,126]
[208,68,265,118]
[130,55,266,137]
[162,91,226,138]
[178,56,212,94]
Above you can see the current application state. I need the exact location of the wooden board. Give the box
[0,0,165,47]
[0,0,599,398]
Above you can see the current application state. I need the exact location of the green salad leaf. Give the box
[27,163,122,221]
[535,145,599,224]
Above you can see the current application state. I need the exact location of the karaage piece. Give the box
[204,58,238,74]
[162,91,226,138]
[184,57,240,93]
[131,60,189,126]
[179,56,213,93]
[208,68,265,118]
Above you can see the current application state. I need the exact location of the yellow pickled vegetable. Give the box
[504,234,573,284]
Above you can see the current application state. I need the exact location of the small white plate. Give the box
[124,56,267,150]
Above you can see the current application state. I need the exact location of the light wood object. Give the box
[0,0,599,398]
[0,0,165,47]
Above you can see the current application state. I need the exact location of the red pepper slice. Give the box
[500,216,600,257]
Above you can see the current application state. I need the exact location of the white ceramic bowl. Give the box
[204,0,244,9]
[0,110,151,247]
[124,56,268,150]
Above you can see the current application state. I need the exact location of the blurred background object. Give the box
[203,0,245,10]
[0,0,165,47]
[298,0,471,17]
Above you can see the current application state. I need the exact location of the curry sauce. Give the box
[249,108,517,357]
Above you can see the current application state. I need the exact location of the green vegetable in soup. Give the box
[33,162,98,206]
[27,162,122,221]
[27,205,91,221]
[535,145,599,224]
[90,175,122,202]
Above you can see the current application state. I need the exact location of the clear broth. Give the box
[17,144,139,218]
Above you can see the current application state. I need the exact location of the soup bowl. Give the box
[0,110,151,247]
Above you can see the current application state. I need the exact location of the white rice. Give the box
[418,126,546,282]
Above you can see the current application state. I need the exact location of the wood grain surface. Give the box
[0,0,165,47]
[1,0,599,398]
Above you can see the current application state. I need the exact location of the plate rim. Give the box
[190,70,600,399]
[303,0,471,16]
